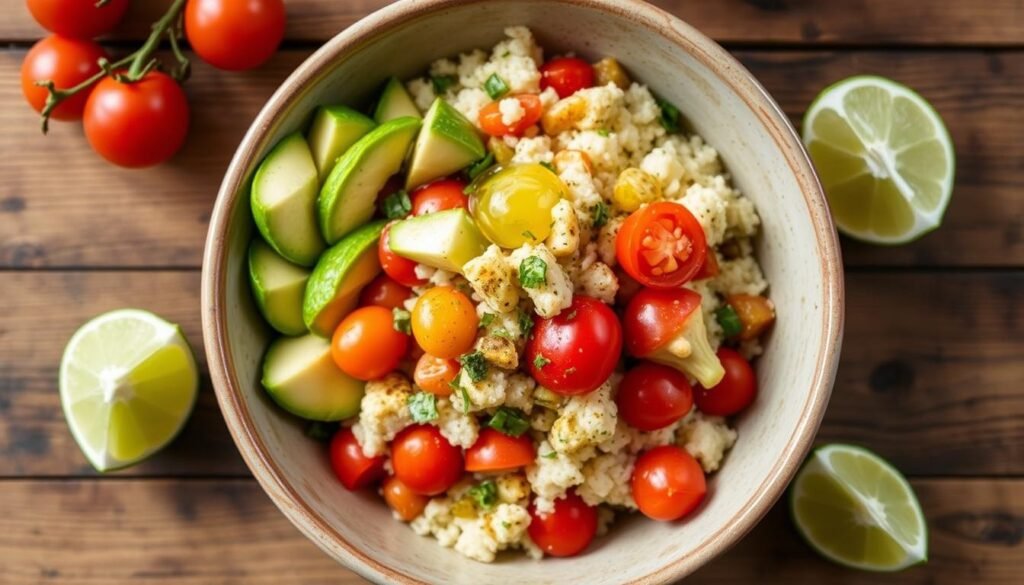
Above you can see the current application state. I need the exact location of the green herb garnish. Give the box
[407,392,438,423]
[458,351,489,382]
[484,73,510,100]
[522,230,537,240]
[518,256,548,288]
[488,407,530,437]
[382,190,411,219]
[655,95,681,133]
[468,152,495,180]
[392,308,412,334]
[460,386,472,412]
[597,129,610,137]
[431,74,457,94]
[533,354,550,368]
[468,480,498,510]
[517,310,534,338]
[539,161,555,172]
[716,305,743,338]
[491,328,514,340]
[542,451,558,459]
[480,312,497,328]
[591,200,609,228]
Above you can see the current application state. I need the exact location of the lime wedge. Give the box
[803,75,955,244]
[791,444,928,571]
[59,309,199,472]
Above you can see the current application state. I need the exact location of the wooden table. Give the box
[1,1,1022,583]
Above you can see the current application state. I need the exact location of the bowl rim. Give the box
[201,0,845,582]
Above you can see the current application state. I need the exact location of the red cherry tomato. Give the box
[623,287,702,358]
[616,202,708,289]
[694,348,757,416]
[379,223,424,287]
[411,179,469,216]
[359,273,412,310]
[478,94,543,137]
[526,296,622,396]
[693,247,720,280]
[329,427,385,490]
[465,428,535,472]
[539,57,595,98]
[527,491,598,557]
[21,35,106,121]
[83,71,190,168]
[382,476,429,521]
[330,306,409,381]
[616,362,693,431]
[632,446,706,521]
[391,424,464,496]
[185,0,286,71]
[27,0,129,38]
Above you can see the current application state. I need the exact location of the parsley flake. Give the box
[392,308,412,334]
[488,407,530,437]
[716,305,743,338]
[542,451,558,459]
[522,230,537,240]
[458,351,489,382]
[517,310,534,338]
[382,190,411,219]
[533,354,551,368]
[431,74,457,94]
[460,386,472,412]
[655,95,682,133]
[597,128,610,137]
[591,200,609,228]
[539,160,555,172]
[407,392,438,423]
[468,480,498,510]
[468,152,495,180]
[518,256,548,288]
[491,328,514,340]
[484,73,510,100]
[479,312,497,328]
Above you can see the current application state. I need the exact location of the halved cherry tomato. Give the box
[391,424,464,496]
[329,427,385,490]
[616,202,707,288]
[465,428,535,472]
[540,57,595,98]
[526,296,622,396]
[693,348,756,416]
[21,35,106,121]
[411,286,479,359]
[411,179,468,216]
[331,306,409,381]
[379,223,424,287]
[693,247,720,280]
[27,0,129,38]
[382,476,429,521]
[527,491,598,557]
[478,94,543,137]
[359,273,412,310]
[632,446,706,521]
[623,287,701,358]
[413,353,459,396]
[616,362,693,431]
[185,0,286,71]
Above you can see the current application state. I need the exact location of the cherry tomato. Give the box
[359,273,412,310]
[413,353,459,396]
[526,296,622,396]
[411,179,468,216]
[83,71,190,168]
[185,0,286,71]
[616,201,708,289]
[465,428,535,473]
[329,427,385,490]
[468,163,566,248]
[527,491,598,557]
[632,446,706,521]
[411,287,479,359]
[478,94,543,137]
[693,348,757,416]
[27,0,129,38]
[539,57,595,98]
[623,287,702,358]
[391,424,464,496]
[382,476,429,521]
[331,306,409,381]
[616,362,693,431]
[21,35,106,121]
[694,247,720,280]
[379,224,423,287]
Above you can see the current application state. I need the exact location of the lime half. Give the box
[60,309,199,472]
[791,444,928,571]
[803,75,955,244]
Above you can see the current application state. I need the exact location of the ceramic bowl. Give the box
[202,0,844,582]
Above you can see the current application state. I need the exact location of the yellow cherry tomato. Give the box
[469,163,567,248]
[411,287,479,359]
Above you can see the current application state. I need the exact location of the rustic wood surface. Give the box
[1,0,1022,583]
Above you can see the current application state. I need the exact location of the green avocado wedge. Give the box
[303,220,385,337]
[374,77,422,123]
[388,209,488,274]
[261,334,364,421]
[251,133,326,266]
[318,117,421,244]
[307,105,376,181]
[405,97,485,190]
[248,238,310,336]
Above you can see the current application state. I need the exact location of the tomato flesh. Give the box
[623,287,701,358]
[411,179,469,215]
[21,35,106,121]
[465,428,535,472]
[616,202,707,288]
[527,491,598,557]
[616,362,694,431]
[693,348,757,416]
[478,94,543,137]
[526,296,622,396]
[632,445,706,521]
[382,476,430,521]
[359,273,412,310]
[330,428,386,490]
[185,0,286,71]
[331,306,409,381]
[379,223,424,287]
[391,425,464,496]
[539,57,595,98]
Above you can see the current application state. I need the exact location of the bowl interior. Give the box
[205,1,842,583]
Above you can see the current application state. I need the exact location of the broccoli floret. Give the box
[648,306,725,388]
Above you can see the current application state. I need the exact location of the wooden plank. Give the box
[2,0,1022,46]
[1,48,1019,269]
[3,270,1022,477]
[0,478,1019,583]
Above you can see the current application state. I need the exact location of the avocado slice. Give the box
[251,133,326,267]
[307,105,376,181]
[262,334,364,421]
[388,209,487,273]
[406,97,485,190]
[303,220,385,337]
[318,117,421,244]
[374,77,422,123]
[248,238,310,336]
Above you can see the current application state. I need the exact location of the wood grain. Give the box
[1,49,1020,269]
[0,478,1019,584]
[2,0,1022,46]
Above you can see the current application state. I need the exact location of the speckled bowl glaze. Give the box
[201,0,844,582]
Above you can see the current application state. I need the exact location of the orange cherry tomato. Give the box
[411,287,479,359]
[478,94,543,137]
[382,476,429,521]
[411,179,469,216]
[527,491,598,557]
[329,428,385,490]
[21,35,106,121]
[331,306,409,381]
[539,57,595,98]
[413,353,460,396]
[616,202,707,289]
[632,446,706,521]
[27,0,129,38]
[359,273,412,310]
[465,428,535,472]
[185,0,286,71]
[391,424,464,496]
[379,223,424,288]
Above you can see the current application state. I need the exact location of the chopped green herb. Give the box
[655,95,681,133]
[533,354,550,368]
[431,74,457,94]
[539,161,555,172]
[517,310,534,338]
[463,181,478,195]
[458,351,489,382]
[304,421,337,443]
[501,50,511,58]
[502,521,512,529]
[392,308,412,334]
[591,200,609,228]
[382,190,411,219]
[491,328,514,340]
[468,480,498,510]
[467,152,495,180]
[716,305,743,338]
[542,451,558,459]
[488,407,531,437]
[480,312,497,328]
[522,230,537,240]
[484,73,510,100]
[518,256,548,288]
[407,392,438,423]
[460,386,472,412]
[597,129,610,137]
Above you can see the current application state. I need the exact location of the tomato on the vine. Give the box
[632,446,706,521]
[391,424,464,496]
[329,427,386,490]
[526,296,622,396]
[358,273,412,310]
[527,491,598,557]
[21,35,106,121]
[693,348,757,416]
[465,428,535,472]
[616,362,693,431]
[331,306,409,381]
[83,71,190,168]
[27,0,129,39]
[478,94,543,137]
[379,223,424,287]
[616,201,708,288]
[185,0,286,71]
[411,179,468,216]
[539,57,595,98]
